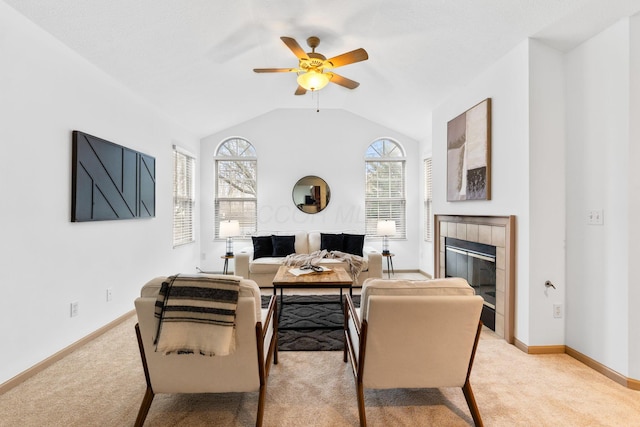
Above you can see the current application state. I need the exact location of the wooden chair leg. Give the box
[356,381,367,427]
[460,320,484,426]
[462,381,483,427]
[134,323,156,427]
[272,296,278,365]
[273,310,278,365]
[256,383,266,427]
[134,387,155,427]
[343,298,349,363]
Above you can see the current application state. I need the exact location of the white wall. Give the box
[431,13,640,377]
[199,108,421,273]
[432,41,532,342]
[0,3,200,385]
[528,40,566,345]
[565,18,632,376]
[629,13,640,381]
[431,39,568,347]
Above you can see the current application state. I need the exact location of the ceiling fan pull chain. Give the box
[316,91,320,113]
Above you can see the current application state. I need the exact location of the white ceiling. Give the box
[5,0,640,142]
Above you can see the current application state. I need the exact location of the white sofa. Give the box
[235,231,383,288]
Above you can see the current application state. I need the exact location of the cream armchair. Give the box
[134,276,277,427]
[344,278,484,427]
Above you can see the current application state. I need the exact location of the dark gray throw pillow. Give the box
[252,236,273,260]
[321,233,344,252]
[342,233,365,257]
[271,235,296,256]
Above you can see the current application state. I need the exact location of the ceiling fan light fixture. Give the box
[297,70,331,91]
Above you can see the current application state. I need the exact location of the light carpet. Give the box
[1,315,639,426]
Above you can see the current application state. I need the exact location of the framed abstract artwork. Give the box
[447,98,491,201]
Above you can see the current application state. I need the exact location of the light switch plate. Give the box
[587,209,603,225]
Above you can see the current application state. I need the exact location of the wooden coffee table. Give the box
[272,266,353,330]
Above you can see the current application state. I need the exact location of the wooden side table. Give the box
[221,254,234,274]
[382,253,395,279]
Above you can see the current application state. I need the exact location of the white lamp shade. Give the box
[297,70,331,91]
[219,220,240,238]
[377,220,396,236]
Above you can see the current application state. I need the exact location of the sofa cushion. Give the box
[308,231,321,253]
[294,231,309,254]
[360,277,475,320]
[321,233,344,252]
[272,235,295,256]
[252,236,273,260]
[342,233,365,256]
[249,257,368,275]
[249,257,286,274]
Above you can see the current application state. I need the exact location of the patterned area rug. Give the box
[261,294,360,351]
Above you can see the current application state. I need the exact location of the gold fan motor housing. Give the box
[300,52,326,71]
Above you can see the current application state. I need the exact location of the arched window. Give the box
[215,137,257,238]
[365,138,406,238]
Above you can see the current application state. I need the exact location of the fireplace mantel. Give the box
[434,215,516,343]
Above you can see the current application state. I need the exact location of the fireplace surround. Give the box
[434,215,515,343]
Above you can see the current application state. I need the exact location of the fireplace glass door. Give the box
[445,237,496,329]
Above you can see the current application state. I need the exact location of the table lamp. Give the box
[219,220,240,256]
[377,220,396,255]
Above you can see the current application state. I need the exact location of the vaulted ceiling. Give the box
[4,0,640,142]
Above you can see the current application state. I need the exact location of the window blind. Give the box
[424,158,433,242]
[173,147,195,247]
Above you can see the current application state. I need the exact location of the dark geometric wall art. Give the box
[71,131,155,222]
[447,98,491,201]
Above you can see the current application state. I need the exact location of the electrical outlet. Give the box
[70,301,79,317]
[553,304,562,319]
[587,209,604,225]
[106,288,113,302]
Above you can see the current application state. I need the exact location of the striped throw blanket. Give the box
[154,274,241,356]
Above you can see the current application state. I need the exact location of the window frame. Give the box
[365,138,407,239]
[172,145,196,247]
[424,157,433,242]
[214,137,257,239]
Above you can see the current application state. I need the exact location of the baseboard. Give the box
[418,269,433,278]
[0,310,136,394]
[628,378,640,391]
[524,343,566,354]
[514,339,639,390]
[564,346,638,390]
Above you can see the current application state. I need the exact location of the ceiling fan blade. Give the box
[325,48,368,69]
[253,68,297,73]
[329,73,360,89]
[294,86,307,96]
[280,36,308,60]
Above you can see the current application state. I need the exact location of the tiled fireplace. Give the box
[434,215,516,343]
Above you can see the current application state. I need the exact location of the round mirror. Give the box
[292,176,331,214]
